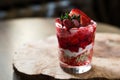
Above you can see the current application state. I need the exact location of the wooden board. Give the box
[13,33,120,79]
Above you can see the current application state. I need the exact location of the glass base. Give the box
[60,62,91,74]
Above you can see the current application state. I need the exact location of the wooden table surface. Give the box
[0,18,120,80]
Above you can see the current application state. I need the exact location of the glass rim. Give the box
[55,20,97,29]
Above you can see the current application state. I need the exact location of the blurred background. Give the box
[0,0,120,27]
[0,0,120,80]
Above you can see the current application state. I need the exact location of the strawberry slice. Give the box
[63,19,73,30]
[55,18,63,28]
[69,8,91,26]
[55,18,62,25]
[81,15,91,26]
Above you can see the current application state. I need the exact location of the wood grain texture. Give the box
[13,33,120,79]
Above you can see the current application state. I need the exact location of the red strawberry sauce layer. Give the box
[56,21,96,52]
[56,22,96,66]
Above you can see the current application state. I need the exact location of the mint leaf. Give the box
[60,12,70,20]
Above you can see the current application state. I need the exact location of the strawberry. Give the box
[55,18,62,25]
[69,8,91,26]
[63,19,73,30]
[81,15,91,26]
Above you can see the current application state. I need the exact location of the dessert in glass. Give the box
[55,8,96,74]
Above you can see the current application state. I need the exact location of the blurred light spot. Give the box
[59,1,70,6]
[0,11,7,19]
[47,2,55,17]
[30,5,41,12]
[19,8,26,14]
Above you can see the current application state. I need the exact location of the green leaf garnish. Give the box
[60,12,80,23]
[60,12,70,20]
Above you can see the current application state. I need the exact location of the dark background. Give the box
[0,0,120,27]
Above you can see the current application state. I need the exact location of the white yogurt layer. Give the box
[60,43,93,57]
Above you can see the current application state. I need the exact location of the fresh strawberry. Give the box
[55,18,62,25]
[69,8,91,26]
[69,8,91,20]
[81,15,91,26]
[63,19,73,30]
